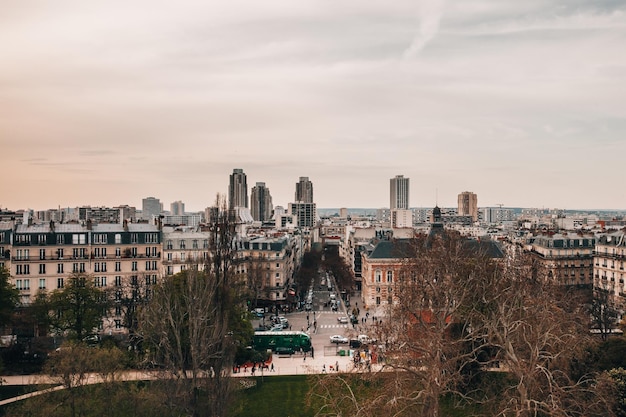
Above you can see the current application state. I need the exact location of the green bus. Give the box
[253,331,312,354]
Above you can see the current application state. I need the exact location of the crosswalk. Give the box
[319,324,349,329]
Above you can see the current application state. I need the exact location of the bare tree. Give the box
[311,232,616,417]
[246,253,268,309]
[138,195,250,417]
[591,287,619,342]
[468,247,611,416]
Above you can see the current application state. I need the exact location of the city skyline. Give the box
[2,1,625,212]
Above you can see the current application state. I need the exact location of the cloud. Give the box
[403,0,446,59]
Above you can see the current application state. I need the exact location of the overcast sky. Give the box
[2,0,625,212]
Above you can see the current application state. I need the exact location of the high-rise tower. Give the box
[142,197,162,221]
[170,200,185,216]
[458,191,478,222]
[295,176,314,203]
[229,168,248,209]
[251,182,273,222]
[390,175,410,210]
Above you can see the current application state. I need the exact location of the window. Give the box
[39,279,46,290]
[166,240,173,250]
[146,247,151,257]
[179,240,186,249]
[57,278,64,288]
[180,253,186,262]
[16,265,30,275]
[95,263,100,272]
[276,263,280,268]
[192,240,198,249]
[101,262,107,272]
[132,247,137,257]
[56,235,65,244]
[94,233,108,244]
[167,253,172,261]
[132,261,137,271]
[115,262,121,272]
[386,270,393,283]
[57,248,64,259]
[167,266,173,275]
[57,263,64,274]
[80,263,85,273]
[203,240,209,249]
[73,263,79,273]
[39,249,46,260]
[72,234,86,244]
[115,319,122,329]
[15,234,30,244]
[115,247,121,258]
[16,279,30,290]
[376,296,381,305]
[131,233,138,244]
[115,305,122,316]
[115,276,122,287]
[39,264,46,274]
[151,247,158,257]
[375,270,381,283]
[146,233,159,243]
[115,234,122,244]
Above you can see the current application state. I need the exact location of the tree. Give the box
[591,287,619,341]
[0,266,19,328]
[322,246,355,292]
[465,247,610,416]
[139,196,252,417]
[246,253,268,309]
[311,232,616,417]
[48,273,111,342]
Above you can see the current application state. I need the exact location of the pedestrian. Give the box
[311,346,315,358]
[251,366,256,376]
[271,363,275,372]
[335,361,339,372]
[244,365,247,373]
[322,364,326,373]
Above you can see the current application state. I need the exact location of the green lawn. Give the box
[230,375,315,417]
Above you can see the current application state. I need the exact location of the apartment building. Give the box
[528,233,596,287]
[238,233,303,307]
[161,227,210,276]
[8,220,162,333]
[594,231,626,307]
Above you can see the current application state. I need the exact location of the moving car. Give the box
[337,316,349,324]
[330,335,349,344]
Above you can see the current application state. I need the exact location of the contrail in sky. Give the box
[403,0,446,59]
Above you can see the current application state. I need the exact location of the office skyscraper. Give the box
[142,197,162,220]
[251,182,273,222]
[229,168,248,209]
[390,175,410,210]
[295,177,314,203]
[458,191,478,222]
[170,200,185,216]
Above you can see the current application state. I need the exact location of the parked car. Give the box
[349,339,362,349]
[337,316,349,324]
[330,335,349,344]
